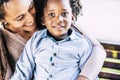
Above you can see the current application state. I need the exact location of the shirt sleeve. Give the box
[74,25,106,80]
[10,33,37,80]
[78,38,92,70]
[79,45,106,80]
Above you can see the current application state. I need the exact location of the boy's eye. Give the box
[61,12,68,17]
[16,14,24,21]
[48,13,55,17]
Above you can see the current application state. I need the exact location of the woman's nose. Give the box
[26,12,34,24]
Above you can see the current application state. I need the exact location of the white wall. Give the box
[76,0,120,44]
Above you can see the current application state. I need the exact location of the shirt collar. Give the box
[40,28,81,41]
[69,28,82,40]
[39,29,48,39]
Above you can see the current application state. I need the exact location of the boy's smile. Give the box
[43,0,73,39]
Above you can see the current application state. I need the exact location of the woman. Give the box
[0,0,106,80]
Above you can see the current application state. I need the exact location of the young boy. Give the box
[10,0,96,80]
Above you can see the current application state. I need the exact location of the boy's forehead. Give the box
[45,0,71,11]
[47,0,70,6]
[48,0,69,3]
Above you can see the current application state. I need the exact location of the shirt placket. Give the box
[47,43,59,80]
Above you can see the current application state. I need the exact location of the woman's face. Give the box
[3,0,36,32]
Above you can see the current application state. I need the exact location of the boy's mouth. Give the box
[53,25,65,30]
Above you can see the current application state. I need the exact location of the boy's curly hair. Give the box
[70,0,82,20]
[34,0,82,29]
[34,0,82,19]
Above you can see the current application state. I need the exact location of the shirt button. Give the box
[56,42,59,45]
[53,53,57,56]
[49,74,52,78]
[51,63,54,66]
[50,57,53,62]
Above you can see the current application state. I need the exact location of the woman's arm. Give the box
[78,45,106,80]
[72,24,106,80]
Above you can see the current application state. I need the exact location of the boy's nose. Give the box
[56,15,64,23]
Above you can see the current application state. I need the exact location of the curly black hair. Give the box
[70,0,82,19]
[34,0,82,29]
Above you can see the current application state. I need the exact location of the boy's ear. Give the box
[41,17,45,26]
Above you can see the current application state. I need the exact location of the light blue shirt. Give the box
[10,29,92,80]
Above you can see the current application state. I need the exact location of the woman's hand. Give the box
[78,75,89,80]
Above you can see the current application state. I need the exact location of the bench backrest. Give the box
[99,42,120,80]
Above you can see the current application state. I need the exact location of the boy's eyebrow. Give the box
[47,9,54,12]
[62,9,68,11]
[47,9,68,12]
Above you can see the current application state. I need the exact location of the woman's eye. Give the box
[48,13,55,17]
[61,12,68,17]
[16,15,24,21]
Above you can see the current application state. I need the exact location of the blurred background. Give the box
[76,0,120,45]
[76,0,120,80]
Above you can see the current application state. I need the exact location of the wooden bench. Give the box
[99,42,120,80]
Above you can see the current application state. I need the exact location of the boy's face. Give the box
[43,0,73,39]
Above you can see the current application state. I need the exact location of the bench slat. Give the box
[99,72,120,80]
